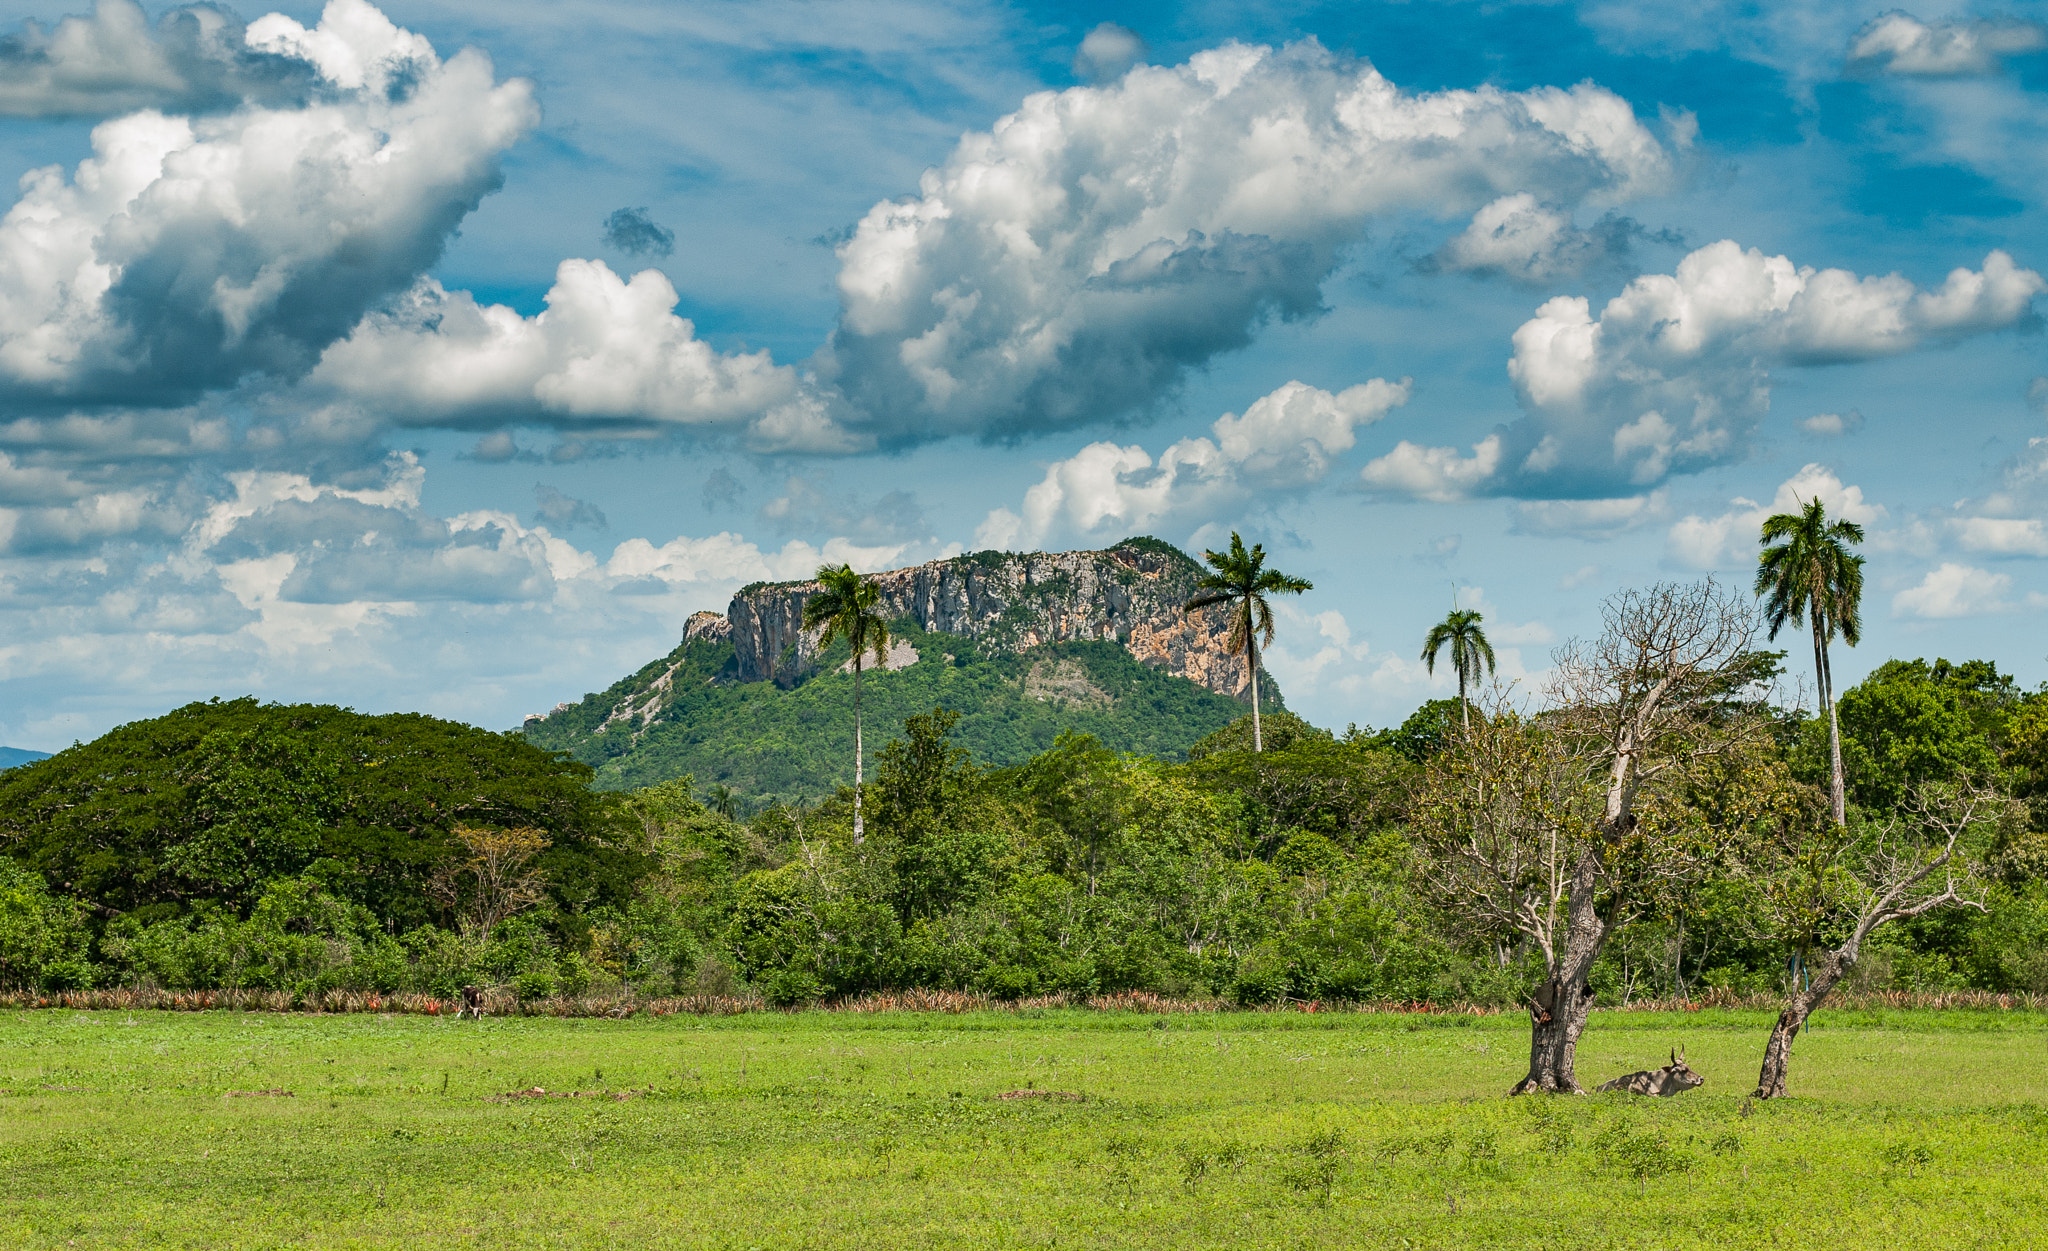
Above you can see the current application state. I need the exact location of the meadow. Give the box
[3,1007,2046,1249]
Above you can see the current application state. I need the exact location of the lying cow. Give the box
[1597,1047,1704,1096]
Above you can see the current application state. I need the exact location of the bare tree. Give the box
[430,823,551,938]
[1416,582,1765,1094]
[1749,781,2003,1098]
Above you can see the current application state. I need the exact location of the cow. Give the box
[1596,1047,1704,1096]
[456,985,486,1020]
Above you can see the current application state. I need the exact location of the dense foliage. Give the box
[0,698,643,967]
[525,624,1268,806]
[0,659,2043,1007]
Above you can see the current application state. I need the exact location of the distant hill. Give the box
[0,746,51,770]
[522,538,1283,806]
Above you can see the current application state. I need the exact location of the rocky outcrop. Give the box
[716,538,1262,701]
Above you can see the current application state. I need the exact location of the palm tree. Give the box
[1183,532,1312,752]
[706,783,738,822]
[1421,607,1496,733]
[803,563,892,844]
[1756,497,1865,826]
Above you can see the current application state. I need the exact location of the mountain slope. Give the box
[0,746,51,771]
[522,538,1283,805]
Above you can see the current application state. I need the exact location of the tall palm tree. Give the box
[1183,532,1312,752]
[1756,497,1865,826]
[803,563,891,844]
[1421,607,1496,733]
[706,783,738,822]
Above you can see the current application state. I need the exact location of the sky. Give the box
[1,0,2046,751]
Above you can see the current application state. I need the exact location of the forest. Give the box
[2,582,2044,1038]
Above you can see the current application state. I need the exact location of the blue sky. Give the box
[1,0,2045,751]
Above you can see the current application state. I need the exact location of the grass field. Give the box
[3,1006,2045,1249]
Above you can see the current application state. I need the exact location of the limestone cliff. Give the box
[719,537,1262,700]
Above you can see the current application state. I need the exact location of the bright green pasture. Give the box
[3,1007,2046,1249]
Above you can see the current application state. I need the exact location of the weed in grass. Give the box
[1279,1129,1346,1207]
[1595,1123,1696,1194]
[1880,1141,1934,1177]
[1101,1133,1145,1204]
[1178,1145,1211,1193]
[1463,1126,1501,1173]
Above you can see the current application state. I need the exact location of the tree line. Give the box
[0,512,2043,1101]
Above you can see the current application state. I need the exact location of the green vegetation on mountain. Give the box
[523,620,1270,807]
[0,698,640,931]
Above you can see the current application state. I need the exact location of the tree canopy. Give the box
[0,698,642,929]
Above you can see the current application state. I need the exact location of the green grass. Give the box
[4,1007,2046,1248]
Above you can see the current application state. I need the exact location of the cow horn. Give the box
[1669,1047,1676,1065]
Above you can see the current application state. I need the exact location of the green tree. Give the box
[1420,608,1497,733]
[1183,532,1312,753]
[1756,497,1866,825]
[803,564,893,844]
[1817,659,2006,813]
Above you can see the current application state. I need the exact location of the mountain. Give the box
[522,537,1283,806]
[0,746,51,771]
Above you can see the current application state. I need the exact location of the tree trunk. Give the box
[1458,670,1469,735]
[1249,634,1263,753]
[1512,848,1609,1094]
[852,656,865,845]
[1814,616,1845,826]
[1754,946,1849,1098]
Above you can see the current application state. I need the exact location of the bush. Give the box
[0,861,95,989]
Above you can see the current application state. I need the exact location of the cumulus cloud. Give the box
[1947,427,2048,557]
[1072,22,1146,83]
[0,0,324,118]
[308,262,843,450]
[1665,463,1885,571]
[1423,194,1671,285]
[822,40,1672,444]
[1359,436,1501,503]
[977,377,1409,548]
[1953,516,2048,557]
[1892,562,2017,618]
[533,485,606,532]
[1800,409,1865,436]
[1847,12,2048,77]
[1510,490,1668,540]
[1363,240,2043,501]
[0,0,535,406]
[602,207,675,258]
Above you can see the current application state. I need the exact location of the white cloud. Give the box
[309,263,836,449]
[0,0,322,118]
[1947,434,2048,558]
[1427,193,1651,284]
[1072,23,1146,82]
[979,377,1408,548]
[1360,435,1502,503]
[1892,563,2015,618]
[1377,240,2042,501]
[604,532,916,587]
[1510,490,1668,539]
[1953,517,2048,557]
[0,0,535,404]
[823,39,1672,442]
[1847,13,2048,77]
[1665,464,1885,571]
[1800,409,1864,436]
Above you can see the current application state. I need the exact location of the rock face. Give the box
[718,538,1261,700]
